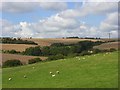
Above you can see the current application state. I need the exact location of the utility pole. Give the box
[108,33,111,42]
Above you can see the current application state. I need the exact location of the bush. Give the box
[93,49,102,54]
[28,58,42,64]
[79,51,91,56]
[51,43,65,47]
[3,59,22,67]
[1,37,38,45]
[23,46,42,56]
[48,54,64,60]
[109,48,116,52]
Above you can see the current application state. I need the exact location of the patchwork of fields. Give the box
[1,53,47,65]
[2,51,118,88]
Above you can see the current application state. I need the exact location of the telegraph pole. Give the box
[108,33,111,42]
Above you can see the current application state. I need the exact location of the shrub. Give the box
[48,54,64,60]
[79,51,91,56]
[28,58,42,64]
[109,48,116,52]
[23,46,42,56]
[1,37,38,45]
[93,49,102,54]
[3,59,22,67]
[51,43,65,47]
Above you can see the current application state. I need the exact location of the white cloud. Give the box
[100,12,118,32]
[2,2,39,13]
[39,2,67,11]
[1,19,20,37]
[2,2,67,13]
[59,2,118,18]
[1,2,118,38]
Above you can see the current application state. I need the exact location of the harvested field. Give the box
[23,38,104,46]
[1,53,47,65]
[1,38,104,52]
[93,42,120,50]
[1,44,37,52]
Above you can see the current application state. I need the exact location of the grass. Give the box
[2,51,118,88]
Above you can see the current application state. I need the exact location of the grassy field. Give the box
[2,51,118,88]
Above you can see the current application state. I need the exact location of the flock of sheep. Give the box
[8,66,60,81]
[8,52,111,81]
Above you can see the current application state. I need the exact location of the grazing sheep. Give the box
[24,75,27,78]
[56,71,59,74]
[8,77,12,81]
[52,74,55,77]
[49,72,53,74]
[106,53,108,54]
[83,58,85,59]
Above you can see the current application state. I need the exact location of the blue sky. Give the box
[1,2,118,38]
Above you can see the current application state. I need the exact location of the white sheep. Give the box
[56,71,59,74]
[49,72,53,74]
[83,58,85,59]
[8,77,12,81]
[52,74,55,77]
[24,75,27,78]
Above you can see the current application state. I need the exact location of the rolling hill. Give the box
[2,51,118,88]
[1,53,47,66]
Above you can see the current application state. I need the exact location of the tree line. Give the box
[0,37,38,45]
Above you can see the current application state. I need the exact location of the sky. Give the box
[0,0,119,38]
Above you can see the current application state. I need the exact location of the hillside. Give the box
[1,53,47,65]
[23,38,104,46]
[2,51,118,88]
[1,44,37,52]
[93,42,120,50]
[1,38,104,52]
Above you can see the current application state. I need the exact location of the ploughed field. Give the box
[93,42,120,50]
[1,38,104,52]
[2,51,118,88]
[1,38,118,52]
[23,38,104,46]
[1,44,37,52]
[1,53,47,65]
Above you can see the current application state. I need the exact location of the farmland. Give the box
[1,53,47,65]
[93,42,120,50]
[1,44,37,52]
[2,51,118,88]
[0,38,111,52]
[1,38,119,52]
[23,38,104,46]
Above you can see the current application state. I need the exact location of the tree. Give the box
[28,58,42,64]
[24,46,42,56]
[3,60,22,67]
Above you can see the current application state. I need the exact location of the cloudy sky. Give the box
[0,1,119,38]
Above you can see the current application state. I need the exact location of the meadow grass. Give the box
[2,51,118,88]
